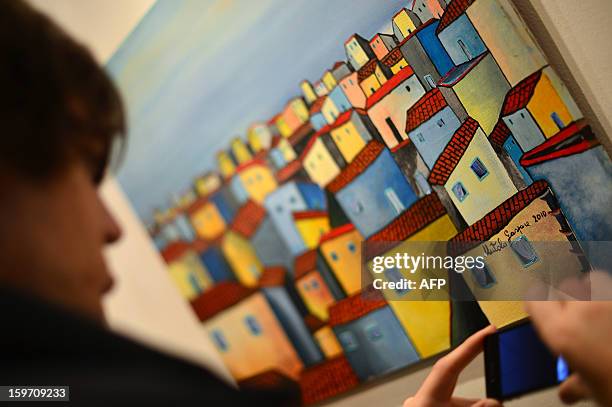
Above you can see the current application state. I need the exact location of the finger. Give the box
[472,399,502,407]
[420,325,496,400]
[559,374,591,404]
[524,301,567,353]
[449,396,483,407]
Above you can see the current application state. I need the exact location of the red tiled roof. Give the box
[436,0,476,34]
[319,223,357,245]
[300,356,360,405]
[326,141,385,194]
[365,193,447,258]
[230,200,267,238]
[501,70,542,116]
[357,58,378,82]
[185,196,210,216]
[304,314,326,333]
[275,159,302,183]
[271,135,282,148]
[190,282,256,321]
[293,210,328,220]
[520,119,595,167]
[489,120,512,149]
[238,370,299,396]
[366,65,415,109]
[160,241,191,263]
[258,266,287,288]
[295,250,318,279]
[288,122,314,147]
[329,286,388,327]
[405,88,448,133]
[234,158,267,174]
[309,96,326,114]
[447,180,550,255]
[428,117,480,185]
[381,47,403,67]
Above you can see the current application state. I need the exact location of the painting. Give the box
[109,0,612,404]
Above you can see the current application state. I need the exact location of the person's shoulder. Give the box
[0,287,290,406]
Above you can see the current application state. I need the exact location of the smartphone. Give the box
[484,320,570,400]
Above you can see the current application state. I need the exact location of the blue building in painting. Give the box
[406,88,462,169]
[199,245,235,283]
[415,19,455,78]
[263,182,326,256]
[437,13,487,65]
[520,122,612,268]
[327,141,418,238]
[329,85,352,114]
[209,184,240,223]
[329,288,420,381]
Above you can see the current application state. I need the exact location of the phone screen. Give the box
[485,321,570,400]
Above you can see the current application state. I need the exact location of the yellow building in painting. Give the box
[193,172,221,197]
[196,284,304,381]
[329,110,373,163]
[246,123,272,153]
[161,241,213,301]
[300,79,318,105]
[358,60,388,98]
[447,181,585,328]
[293,210,330,250]
[235,161,278,204]
[428,118,517,226]
[216,150,236,179]
[302,135,342,187]
[295,250,337,322]
[438,53,510,135]
[319,224,363,296]
[501,66,583,152]
[186,198,226,240]
[366,194,458,358]
[391,8,420,40]
[313,325,343,359]
[230,137,252,165]
[221,231,263,287]
[321,70,337,92]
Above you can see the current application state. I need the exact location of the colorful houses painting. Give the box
[113,0,612,404]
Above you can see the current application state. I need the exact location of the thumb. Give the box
[559,374,591,404]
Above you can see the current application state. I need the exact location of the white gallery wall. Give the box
[27,1,611,405]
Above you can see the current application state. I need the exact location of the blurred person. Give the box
[0,1,294,405]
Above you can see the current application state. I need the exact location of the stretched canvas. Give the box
[109,0,612,404]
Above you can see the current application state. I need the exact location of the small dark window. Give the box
[245,315,262,336]
[211,330,228,352]
[452,182,468,202]
[437,118,445,128]
[470,262,496,288]
[338,331,359,352]
[347,242,356,253]
[365,322,384,342]
[470,158,489,180]
[510,236,539,267]
[330,251,339,261]
[405,85,411,92]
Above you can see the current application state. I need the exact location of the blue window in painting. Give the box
[338,330,359,352]
[347,242,356,253]
[384,268,409,296]
[245,315,262,336]
[188,273,203,295]
[384,187,405,215]
[470,261,496,288]
[551,112,565,130]
[470,158,489,180]
[510,236,539,267]
[330,251,339,261]
[452,181,469,202]
[211,330,228,352]
[364,322,384,342]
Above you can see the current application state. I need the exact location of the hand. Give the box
[525,271,612,405]
[403,325,501,407]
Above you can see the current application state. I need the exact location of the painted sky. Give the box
[109,0,407,222]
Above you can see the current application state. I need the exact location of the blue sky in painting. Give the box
[109,0,407,222]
